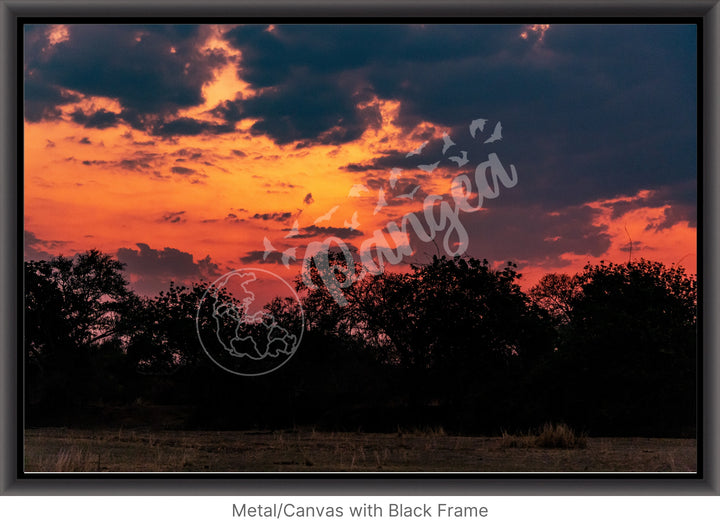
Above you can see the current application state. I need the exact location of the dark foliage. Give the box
[23,251,697,437]
[537,260,697,436]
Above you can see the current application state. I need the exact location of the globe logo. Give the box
[196,268,304,376]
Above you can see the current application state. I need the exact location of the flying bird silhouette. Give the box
[374,189,388,215]
[344,211,361,230]
[284,219,300,238]
[441,132,456,154]
[263,237,277,260]
[281,247,296,268]
[448,150,469,167]
[389,168,401,189]
[397,185,421,200]
[313,205,339,225]
[406,141,428,158]
[484,121,502,144]
[470,118,488,138]
[418,160,441,173]
[348,184,370,197]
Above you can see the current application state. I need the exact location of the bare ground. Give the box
[24,427,696,473]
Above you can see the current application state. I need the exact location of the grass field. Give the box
[24,427,696,473]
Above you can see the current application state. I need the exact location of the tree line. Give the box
[24,250,697,437]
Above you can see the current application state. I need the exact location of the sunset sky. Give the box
[23,23,698,300]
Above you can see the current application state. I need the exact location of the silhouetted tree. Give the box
[25,250,134,413]
[126,282,210,376]
[550,260,697,435]
[23,248,697,436]
[529,273,580,326]
[294,254,555,431]
[387,256,553,430]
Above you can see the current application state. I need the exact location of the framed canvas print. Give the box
[2,0,718,495]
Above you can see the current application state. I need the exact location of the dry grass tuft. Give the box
[535,422,587,449]
[501,423,587,449]
[500,430,534,448]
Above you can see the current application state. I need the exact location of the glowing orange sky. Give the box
[23,23,697,297]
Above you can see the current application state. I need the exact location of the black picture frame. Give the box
[2,0,718,495]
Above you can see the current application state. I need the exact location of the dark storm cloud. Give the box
[240,243,360,265]
[239,73,379,145]
[24,24,227,125]
[117,151,160,172]
[117,242,220,294]
[171,166,195,175]
[456,204,612,269]
[224,213,247,224]
[224,25,513,89]
[24,76,81,122]
[223,23,696,221]
[342,162,382,173]
[210,99,244,123]
[172,148,203,160]
[118,242,217,277]
[252,212,292,222]
[24,230,69,261]
[159,211,186,224]
[24,24,697,233]
[645,204,697,232]
[620,240,652,253]
[152,117,236,137]
[401,200,611,270]
[70,108,121,129]
[603,182,697,229]
[261,182,296,189]
[239,250,285,265]
[221,25,527,146]
[290,225,363,240]
[343,131,517,175]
